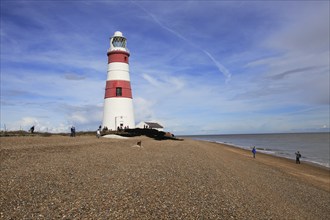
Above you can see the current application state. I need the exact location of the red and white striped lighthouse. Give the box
[102,31,135,130]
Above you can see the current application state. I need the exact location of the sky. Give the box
[1,0,329,135]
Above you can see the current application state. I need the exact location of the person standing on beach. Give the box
[96,129,101,138]
[29,126,35,133]
[295,151,301,164]
[70,126,76,137]
[252,146,256,158]
[70,127,73,137]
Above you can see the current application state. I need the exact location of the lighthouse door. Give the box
[115,116,126,130]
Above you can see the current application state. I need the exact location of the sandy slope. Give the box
[1,135,329,219]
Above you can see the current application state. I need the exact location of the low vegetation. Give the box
[0,128,182,140]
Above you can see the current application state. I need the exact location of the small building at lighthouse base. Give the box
[136,121,164,131]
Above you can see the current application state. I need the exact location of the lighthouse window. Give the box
[116,87,122,96]
[112,37,126,48]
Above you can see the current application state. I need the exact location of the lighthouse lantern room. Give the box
[102,31,135,130]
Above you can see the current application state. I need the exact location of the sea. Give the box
[180,132,330,168]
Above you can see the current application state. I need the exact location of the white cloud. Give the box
[133,97,155,123]
[65,104,104,125]
[19,117,39,127]
[4,117,69,133]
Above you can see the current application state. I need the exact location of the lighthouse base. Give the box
[102,98,135,131]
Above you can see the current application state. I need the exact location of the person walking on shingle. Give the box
[29,126,35,133]
[96,129,101,138]
[252,146,256,158]
[295,151,301,164]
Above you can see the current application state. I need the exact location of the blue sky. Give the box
[1,1,329,135]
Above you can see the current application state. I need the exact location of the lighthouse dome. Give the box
[114,31,123,37]
[109,31,128,52]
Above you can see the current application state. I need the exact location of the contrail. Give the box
[134,2,191,44]
[203,50,232,83]
[132,1,232,83]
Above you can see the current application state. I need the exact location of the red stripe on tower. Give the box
[107,51,129,64]
[104,80,132,98]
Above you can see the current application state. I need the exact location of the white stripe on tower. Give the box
[102,31,135,130]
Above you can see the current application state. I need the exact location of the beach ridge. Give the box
[1,136,329,219]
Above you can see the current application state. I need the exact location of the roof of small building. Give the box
[145,122,163,129]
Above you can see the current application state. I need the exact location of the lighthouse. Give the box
[102,31,135,130]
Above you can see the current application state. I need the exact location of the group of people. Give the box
[67,125,102,138]
[68,125,102,138]
[70,125,101,138]
[251,146,302,164]
[117,126,129,132]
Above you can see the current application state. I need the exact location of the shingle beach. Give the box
[1,135,329,219]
